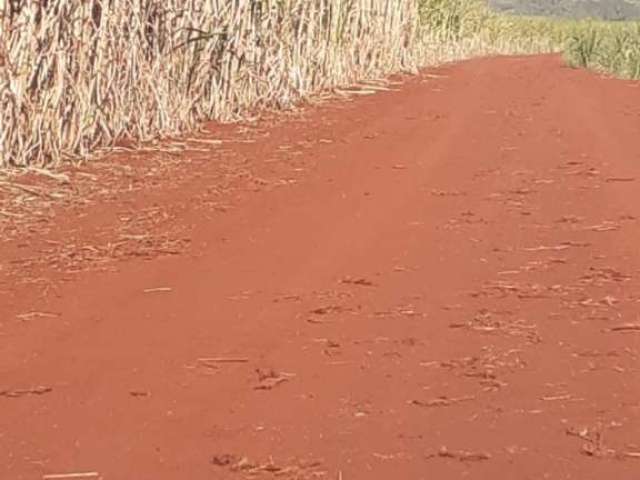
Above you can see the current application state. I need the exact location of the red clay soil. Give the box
[2,55,640,480]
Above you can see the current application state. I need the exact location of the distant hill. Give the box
[488,0,640,20]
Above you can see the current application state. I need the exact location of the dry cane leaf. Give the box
[0,386,52,398]
[411,395,475,407]
[426,446,491,462]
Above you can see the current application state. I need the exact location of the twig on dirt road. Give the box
[28,167,71,184]
[605,323,640,333]
[605,177,635,183]
[211,453,324,477]
[16,311,60,321]
[340,277,376,287]
[523,241,590,252]
[0,386,52,398]
[254,369,295,390]
[523,245,571,252]
[183,137,223,146]
[564,424,637,459]
[42,473,99,480]
[541,394,583,402]
[198,357,249,364]
[411,395,475,407]
[143,287,173,293]
[426,446,491,462]
[0,209,25,218]
[0,181,58,200]
[584,222,620,232]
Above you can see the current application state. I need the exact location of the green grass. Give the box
[418,0,640,79]
[565,22,640,78]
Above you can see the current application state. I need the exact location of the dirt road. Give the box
[2,55,640,480]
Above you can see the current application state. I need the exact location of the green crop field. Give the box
[419,0,640,79]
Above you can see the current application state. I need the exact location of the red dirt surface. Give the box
[2,55,640,480]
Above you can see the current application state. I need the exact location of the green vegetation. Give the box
[418,0,640,79]
[565,22,640,78]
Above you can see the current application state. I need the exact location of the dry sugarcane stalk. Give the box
[1,0,421,170]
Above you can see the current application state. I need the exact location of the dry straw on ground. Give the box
[1,0,421,168]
